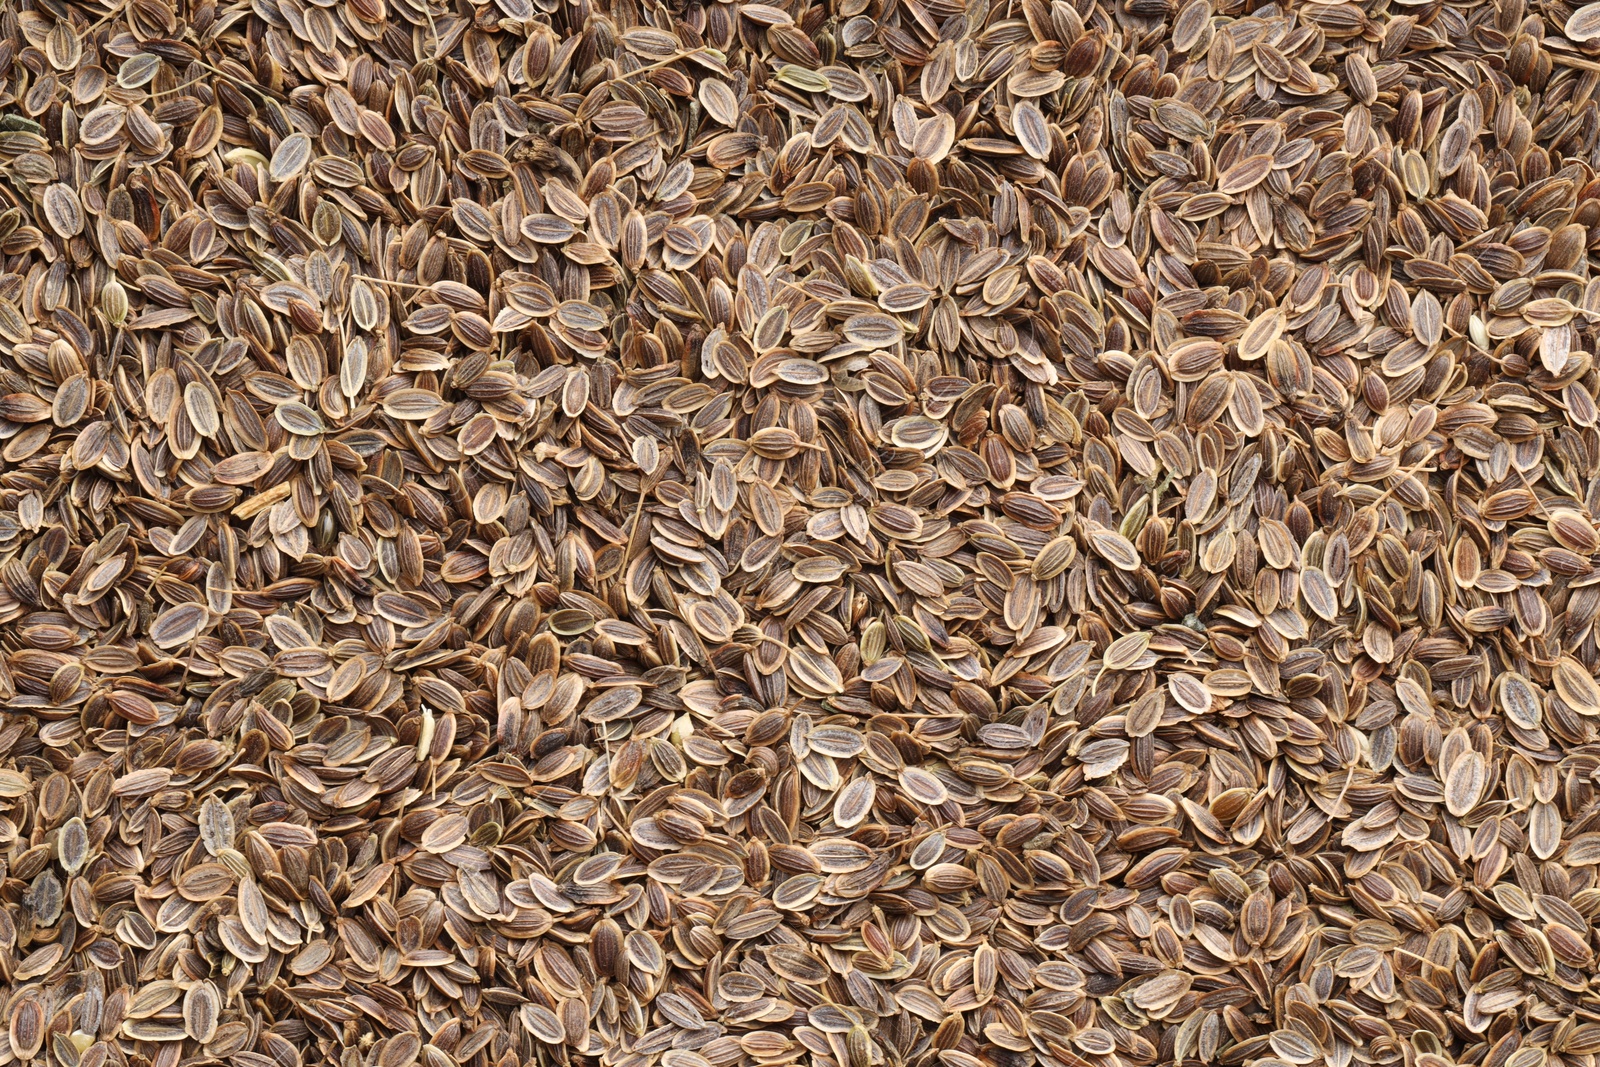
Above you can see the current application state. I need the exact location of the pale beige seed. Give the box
[58,816,88,873]
[521,214,576,242]
[80,103,126,143]
[1126,689,1165,738]
[1570,3,1600,40]
[899,766,949,805]
[267,133,311,181]
[383,389,447,419]
[699,79,740,126]
[52,373,89,427]
[1444,751,1486,817]
[1566,834,1600,864]
[787,646,844,694]
[1555,657,1600,714]
[562,368,589,417]
[237,876,269,943]
[1013,100,1051,161]
[1499,672,1542,728]
[809,726,865,758]
[10,997,43,1059]
[150,604,207,648]
[914,113,956,163]
[117,53,160,87]
[185,381,220,437]
[183,982,220,1043]
[1301,567,1338,621]
[1088,528,1141,570]
[520,1005,564,1044]
[1238,307,1285,360]
[340,338,370,399]
[794,556,849,582]
[833,777,875,828]
[1218,154,1273,194]
[380,1034,423,1067]
[275,401,325,435]
[178,861,235,902]
[1105,631,1152,670]
[1172,0,1212,50]
[43,183,83,237]
[773,874,823,910]
[421,812,469,852]
[1032,536,1075,579]
[1531,802,1562,860]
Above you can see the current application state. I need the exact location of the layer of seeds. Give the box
[7,0,1600,1066]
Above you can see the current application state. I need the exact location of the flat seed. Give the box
[269,133,313,181]
[42,184,83,237]
[1013,101,1051,161]
[1570,3,1600,39]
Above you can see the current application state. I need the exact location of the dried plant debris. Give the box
[10,0,1600,1064]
